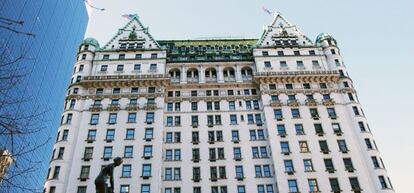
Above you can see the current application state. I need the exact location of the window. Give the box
[379,176,389,189]
[103,54,109,60]
[108,113,117,124]
[230,115,237,124]
[124,146,133,158]
[192,148,200,161]
[191,102,198,111]
[126,129,135,139]
[141,184,150,193]
[279,61,287,68]
[274,109,283,120]
[146,112,154,123]
[77,186,87,193]
[338,140,349,152]
[277,125,286,136]
[191,116,199,126]
[69,100,76,109]
[233,148,242,160]
[288,180,299,192]
[87,130,96,141]
[319,140,329,153]
[296,61,304,67]
[295,124,305,135]
[81,54,86,60]
[319,83,327,89]
[135,54,142,59]
[120,185,130,193]
[56,147,64,159]
[309,50,316,55]
[80,166,90,179]
[285,84,293,89]
[329,178,341,192]
[106,129,115,141]
[352,106,360,116]
[83,147,93,160]
[262,51,269,56]
[150,64,157,71]
[344,158,355,172]
[327,108,337,118]
[308,179,319,192]
[229,101,235,110]
[255,165,262,177]
[231,130,239,141]
[365,138,373,149]
[235,166,244,179]
[143,145,152,157]
[117,64,124,72]
[142,164,151,177]
[134,64,141,71]
[127,113,136,123]
[332,123,342,134]
[324,158,335,171]
[237,186,246,193]
[52,166,60,179]
[331,49,336,54]
[151,53,157,58]
[119,54,125,59]
[299,141,309,153]
[291,108,300,118]
[65,113,72,124]
[303,159,314,172]
[358,122,366,132]
[122,164,132,177]
[293,50,300,56]
[280,142,290,154]
[371,156,381,168]
[349,177,361,191]
[263,165,271,177]
[144,128,153,140]
[277,51,284,56]
[103,147,112,159]
[264,61,271,68]
[314,123,324,135]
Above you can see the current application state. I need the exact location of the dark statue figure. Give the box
[95,157,123,193]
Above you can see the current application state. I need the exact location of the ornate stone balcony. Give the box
[205,77,217,82]
[242,75,252,82]
[187,77,199,83]
[81,74,170,87]
[171,77,180,83]
[126,103,139,111]
[254,70,339,83]
[322,98,336,106]
[270,100,283,107]
[144,103,157,111]
[89,104,103,112]
[107,104,120,111]
[224,76,236,82]
[287,99,300,107]
[305,99,318,106]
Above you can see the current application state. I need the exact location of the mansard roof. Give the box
[158,38,257,62]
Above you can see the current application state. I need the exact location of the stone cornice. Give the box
[254,70,339,83]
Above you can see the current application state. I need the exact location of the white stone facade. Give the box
[43,13,394,193]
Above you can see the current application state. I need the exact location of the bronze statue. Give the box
[95,157,123,193]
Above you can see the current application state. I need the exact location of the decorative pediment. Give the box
[257,12,314,47]
[101,14,160,50]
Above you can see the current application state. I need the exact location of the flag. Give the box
[122,14,137,20]
[262,6,272,15]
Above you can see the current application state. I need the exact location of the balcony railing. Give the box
[171,77,180,83]
[144,103,157,110]
[187,77,199,83]
[205,77,217,82]
[89,104,103,111]
[107,104,120,111]
[242,75,252,81]
[224,76,236,82]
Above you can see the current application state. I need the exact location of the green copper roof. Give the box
[158,39,257,62]
[81,38,100,48]
[315,33,336,45]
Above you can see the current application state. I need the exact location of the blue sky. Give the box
[86,0,414,192]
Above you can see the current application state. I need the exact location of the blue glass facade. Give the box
[0,0,88,192]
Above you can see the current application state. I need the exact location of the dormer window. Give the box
[135,54,142,59]
[262,51,269,56]
[103,54,109,60]
[120,44,127,49]
[151,53,157,59]
[291,40,297,45]
[118,54,125,60]
[294,51,300,56]
[309,50,316,55]
[277,51,284,56]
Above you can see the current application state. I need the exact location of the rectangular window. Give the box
[329,178,341,192]
[288,180,299,192]
[264,61,271,68]
[134,64,141,71]
[87,130,96,141]
[117,64,124,72]
[280,142,290,154]
[277,124,286,136]
[143,145,153,157]
[295,124,305,135]
[379,176,388,189]
[106,129,115,141]
[274,109,283,120]
[146,112,154,123]
[144,128,153,140]
[103,147,112,159]
[235,166,244,178]
[122,164,132,177]
[141,184,150,193]
[308,179,319,192]
[80,166,90,179]
[291,109,300,118]
[126,129,135,139]
[108,113,117,124]
[284,160,294,173]
[124,146,133,158]
[230,115,238,125]
[142,164,151,177]
[120,185,130,193]
[127,113,136,123]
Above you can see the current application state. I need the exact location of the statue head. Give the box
[113,157,123,166]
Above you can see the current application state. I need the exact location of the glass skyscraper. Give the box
[0,0,88,192]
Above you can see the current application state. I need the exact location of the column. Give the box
[236,64,242,82]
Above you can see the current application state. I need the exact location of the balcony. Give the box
[305,99,318,106]
[287,99,300,107]
[89,104,103,112]
[144,103,157,110]
[224,76,236,82]
[205,77,217,83]
[242,75,252,82]
[107,104,120,111]
[171,77,180,83]
[270,100,283,107]
[187,77,199,83]
[322,98,336,106]
[126,103,139,111]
